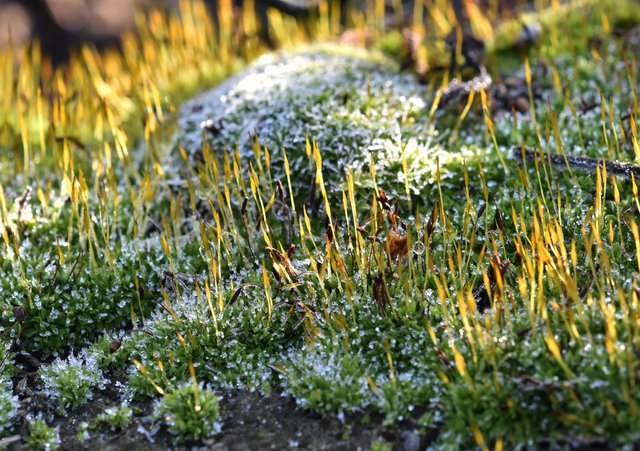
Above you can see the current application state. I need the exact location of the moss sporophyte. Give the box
[1,0,640,448]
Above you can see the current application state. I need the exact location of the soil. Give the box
[8,376,434,450]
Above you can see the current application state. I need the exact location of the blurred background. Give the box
[0,0,532,65]
[0,0,180,63]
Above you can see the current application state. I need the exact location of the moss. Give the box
[39,351,105,412]
[284,346,371,415]
[93,405,133,432]
[0,238,164,357]
[370,439,393,451]
[0,379,18,437]
[123,286,298,397]
[24,418,61,451]
[1,0,640,447]
[175,45,478,207]
[153,384,221,444]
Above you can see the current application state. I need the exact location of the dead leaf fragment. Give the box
[387,230,408,261]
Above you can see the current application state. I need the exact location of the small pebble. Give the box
[401,430,421,451]
[513,96,530,113]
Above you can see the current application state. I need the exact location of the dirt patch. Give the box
[211,391,433,451]
[8,376,434,451]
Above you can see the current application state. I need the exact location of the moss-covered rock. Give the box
[175,45,477,202]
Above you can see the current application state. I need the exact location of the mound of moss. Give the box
[175,45,477,202]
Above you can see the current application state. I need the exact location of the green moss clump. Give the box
[284,347,371,415]
[93,405,133,431]
[154,384,221,444]
[39,352,105,412]
[24,418,61,451]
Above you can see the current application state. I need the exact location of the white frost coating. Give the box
[177,47,392,153]
[39,350,106,409]
[0,378,18,435]
[175,45,480,196]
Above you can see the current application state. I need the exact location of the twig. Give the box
[0,435,21,447]
[510,146,640,180]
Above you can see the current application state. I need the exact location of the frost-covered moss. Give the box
[1,0,640,448]
[24,418,61,451]
[123,286,296,397]
[40,351,106,411]
[0,191,167,356]
[0,379,18,437]
[93,405,133,431]
[176,45,479,203]
[154,28,640,447]
[284,345,371,415]
[154,383,221,444]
